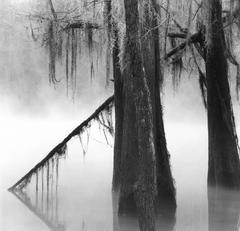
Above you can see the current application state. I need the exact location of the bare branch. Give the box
[48,0,57,21]
[164,31,202,60]
[167,32,187,39]
[64,20,102,30]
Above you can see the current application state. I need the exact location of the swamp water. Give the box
[1,115,240,231]
[1,1,240,230]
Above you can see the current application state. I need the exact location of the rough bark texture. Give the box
[141,0,176,210]
[118,67,139,213]
[206,0,240,189]
[112,23,124,192]
[117,0,176,220]
[119,0,157,230]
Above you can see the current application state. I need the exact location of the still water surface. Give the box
[1,0,240,230]
[1,115,240,231]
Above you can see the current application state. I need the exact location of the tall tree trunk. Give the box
[117,0,176,218]
[206,0,240,189]
[118,64,139,213]
[112,19,124,193]
[141,0,176,209]
[120,0,157,230]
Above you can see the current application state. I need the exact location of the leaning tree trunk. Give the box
[206,0,240,189]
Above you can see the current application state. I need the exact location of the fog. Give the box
[1,1,240,231]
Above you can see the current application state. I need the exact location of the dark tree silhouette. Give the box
[205,0,240,189]
[111,0,176,217]
[164,0,240,190]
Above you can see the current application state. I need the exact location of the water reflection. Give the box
[9,189,65,231]
[113,209,176,231]
[10,176,176,231]
[208,187,240,231]
[7,123,240,231]
[8,153,66,231]
[7,115,116,231]
[112,192,176,231]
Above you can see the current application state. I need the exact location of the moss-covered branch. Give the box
[9,95,114,191]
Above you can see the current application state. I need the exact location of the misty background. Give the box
[1,0,240,231]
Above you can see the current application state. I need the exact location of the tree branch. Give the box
[48,0,57,21]
[165,4,240,61]
[9,95,114,191]
[222,6,240,24]
[164,30,202,60]
[167,32,187,39]
[64,20,102,30]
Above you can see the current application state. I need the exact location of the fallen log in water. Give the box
[8,95,114,191]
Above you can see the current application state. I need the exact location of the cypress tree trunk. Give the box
[104,0,124,192]
[118,65,139,213]
[112,23,124,192]
[119,0,157,230]
[117,0,176,218]
[141,0,176,209]
[206,0,240,189]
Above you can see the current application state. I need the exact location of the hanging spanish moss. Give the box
[8,95,114,230]
[10,177,65,231]
[51,158,55,221]
[55,155,59,224]
[96,105,114,137]
[162,0,240,105]
[189,44,207,108]
[57,31,63,61]
[79,127,90,157]
[224,18,240,98]
[71,28,77,99]
[35,168,39,207]
[29,20,38,42]
[164,0,171,57]
[48,21,58,84]
[169,36,184,89]
[104,0,112,86]
[65,29,70,96]
[236,65,240,99]
[198,69,207,108]
[46,160,50,215]
[9,95,114,192]
[23,0,240,104]
[26,0,124,100]
[41,166,44,212]
[216,82,239,151]
[85,26,95,81]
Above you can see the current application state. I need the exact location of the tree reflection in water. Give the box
[208,187,240,231]
[9,189,65,231]
[112,192,176,231]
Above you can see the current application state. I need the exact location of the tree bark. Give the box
[141,0,176,209]
[119,0,157,230]
[206,0,240,189]
[116,0,176,220]
[112,24,124,192]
